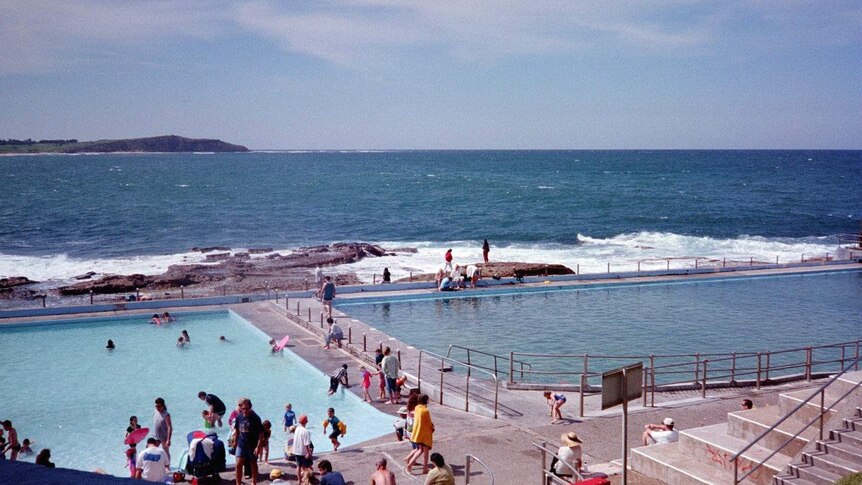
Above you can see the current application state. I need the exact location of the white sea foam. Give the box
[0,233,840,286]
[0,246,302,283]
[336,233,840,283]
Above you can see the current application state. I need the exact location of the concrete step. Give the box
[832,429,862,448]
[802,449,862,477]
[727,406,815,456]
[772,475,818,485]
[785,461,843,485]
[678,423,789,485]
[832,370,862,397]
[630,442,735,485]
[818,439,862,465]
[778,389,839,426]
[844,416,862,432]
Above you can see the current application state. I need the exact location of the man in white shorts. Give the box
[642,417,679,445]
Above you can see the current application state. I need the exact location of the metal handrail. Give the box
[465,454,496,484]
[446,344,532,379]
[532,441,585,483]
[731,355,862,484]
[418,349,499,419]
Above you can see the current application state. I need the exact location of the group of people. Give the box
[1,419,41,464]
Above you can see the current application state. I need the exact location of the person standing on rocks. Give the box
[482,239,490,263]
[314,266,323,288]
[443,249,453,272]
[319,276,336,319]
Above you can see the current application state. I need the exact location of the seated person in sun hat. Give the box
[553,431,583,477]
[642,417,678,445]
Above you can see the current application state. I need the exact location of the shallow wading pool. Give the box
[0,311,391,476]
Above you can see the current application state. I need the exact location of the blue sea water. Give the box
[0,150,860,282]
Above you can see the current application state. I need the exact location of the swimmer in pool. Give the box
[162,312,175,323]
[177,336,186,348]
[150,314,162,325]
[181,330,190,343]
[106,339,115,350]
[269,338,281,353]
[219,335,227,342]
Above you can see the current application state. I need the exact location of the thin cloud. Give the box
[0,0,227,74]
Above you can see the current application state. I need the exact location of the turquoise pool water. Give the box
[0,311,391,476]
[339,270,862,373]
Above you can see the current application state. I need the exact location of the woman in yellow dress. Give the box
[406,394,434,474]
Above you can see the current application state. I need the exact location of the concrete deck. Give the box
[1,263,859,484]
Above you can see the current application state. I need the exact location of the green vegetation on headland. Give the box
[0,135,249,154]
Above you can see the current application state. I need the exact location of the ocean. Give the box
[1,150,860,284]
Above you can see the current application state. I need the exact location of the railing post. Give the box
[756,352,762,390]
[650,354,656,407]
[579,373,586,418]
[466,455,472,485]
[819,389,825,441]
[801,253,805,263]
[840,344,846,371]
[695,258,698,269]
[275,289,279,303]
[765,351,771,381]
[805,347,812,381]
[362,333,367,352]
[89,289,94,304]
[397,350,402,369]
[667,259,670,270]
[723,257,726,268]
[731,352,737,384]
[701,360,709,398]
[373,274,377,284]
[642,366,648,407]
[439,357,445,405]
[856,341,860,371]
[694,353,700,384]
[347,326,352,344]
[576,263,579,275]
[749,257,753,266]
[509,352,514,386]
[638,261,641,272]
[465,363,471,413]
[296,301,300,315]
[417,351,422,389]
[607,262,610,273]
[776,255,779,265]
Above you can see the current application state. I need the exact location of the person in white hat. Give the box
[642,417,678,446]
[553,431,583,477]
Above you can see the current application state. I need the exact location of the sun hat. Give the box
[663,417,674,426]
[270,469,284,480]
[397,406,408,415]
[561,432,582,446]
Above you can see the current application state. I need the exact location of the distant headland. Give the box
[0,135,249,154]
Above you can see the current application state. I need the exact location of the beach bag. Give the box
[337,421,347,436]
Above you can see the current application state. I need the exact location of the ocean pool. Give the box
[339,270,862,376]
[0,311,391,476]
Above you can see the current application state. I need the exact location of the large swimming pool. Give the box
[0,311,391,476]
[339,270,862,373]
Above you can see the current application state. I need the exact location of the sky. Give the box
[1,1,861,150]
